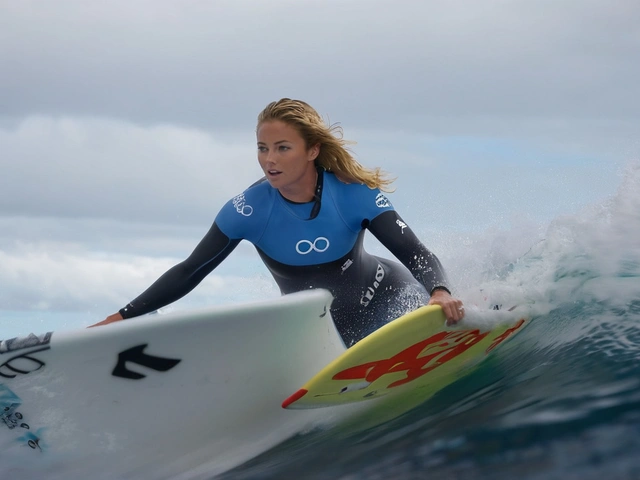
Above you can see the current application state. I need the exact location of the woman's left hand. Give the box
[428,289,465,325]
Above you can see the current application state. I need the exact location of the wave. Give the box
[221,162,640,479]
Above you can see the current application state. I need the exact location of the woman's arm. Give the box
[367,210,465,323]
[90,222,240,327]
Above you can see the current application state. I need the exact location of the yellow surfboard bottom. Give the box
[283,305,527,409]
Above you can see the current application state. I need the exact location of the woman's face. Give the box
[257,120,319,199]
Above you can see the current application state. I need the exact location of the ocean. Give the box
[216,163,640,479]
[2,163,639,479]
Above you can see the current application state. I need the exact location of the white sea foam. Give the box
[443,161,640,331]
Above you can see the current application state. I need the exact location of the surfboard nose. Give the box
[282,389,308,409]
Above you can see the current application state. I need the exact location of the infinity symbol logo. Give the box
[296,237,330,254]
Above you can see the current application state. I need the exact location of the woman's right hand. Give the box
[88,312,124,328]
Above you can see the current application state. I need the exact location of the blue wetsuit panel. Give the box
[215,173,394,266]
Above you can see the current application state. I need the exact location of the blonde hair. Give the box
[257,98,395,192]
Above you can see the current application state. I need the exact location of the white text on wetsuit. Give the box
[360,263,385,307]
[232,194,253,217]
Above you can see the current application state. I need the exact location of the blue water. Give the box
[217,164,640,479]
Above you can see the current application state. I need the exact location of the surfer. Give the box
[91,98,465,346]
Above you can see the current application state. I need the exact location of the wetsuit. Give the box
[119,170,451,346]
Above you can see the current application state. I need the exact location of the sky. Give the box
[1,0,639,335]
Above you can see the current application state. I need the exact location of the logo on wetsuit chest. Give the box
[232,193,253,217]
[360,263,385,307]
[296,237,330,255]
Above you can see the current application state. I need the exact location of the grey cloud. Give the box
[0,117,263,223]
[1,0,639,135]
[0,0,637,229]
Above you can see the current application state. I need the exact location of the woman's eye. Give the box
[279,145,290,151]
[258,146,267,152]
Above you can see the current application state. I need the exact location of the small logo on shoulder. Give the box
[375,193,392,208]
[396,220,407,233]
[232,193,253,217]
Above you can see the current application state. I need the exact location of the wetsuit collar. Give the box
[309,166,324,220]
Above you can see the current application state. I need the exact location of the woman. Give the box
[92,99,465,346]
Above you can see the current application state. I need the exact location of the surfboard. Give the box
[0,289,359,480]
[282,304,528,409]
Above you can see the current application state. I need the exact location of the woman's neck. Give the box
[278,168,318,203]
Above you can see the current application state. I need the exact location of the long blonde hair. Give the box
[257,98,395,192]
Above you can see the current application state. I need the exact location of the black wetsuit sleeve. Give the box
[119,222,240,319]
[367,210,451,295]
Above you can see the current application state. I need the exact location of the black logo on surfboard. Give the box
[0,333,53,379]
[112,344,181,380]
[0,347,50,379]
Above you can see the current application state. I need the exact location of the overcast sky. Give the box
[1,0,638,333]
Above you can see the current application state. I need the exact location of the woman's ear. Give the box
[308,143,320,162]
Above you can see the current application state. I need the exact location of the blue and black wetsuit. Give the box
[119,170,451,346]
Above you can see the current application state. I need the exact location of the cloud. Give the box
[2,0,638,138]
[1,113,626,233]
[0,237,276,314]
[0,116,263,223]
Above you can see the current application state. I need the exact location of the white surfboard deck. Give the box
[0,289,358,480]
